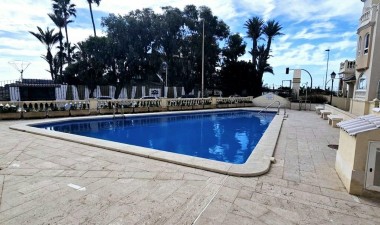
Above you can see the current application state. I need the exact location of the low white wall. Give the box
[252,93,290,108]
[324,104,357,121]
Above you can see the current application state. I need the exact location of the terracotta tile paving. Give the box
[0,110,380,224]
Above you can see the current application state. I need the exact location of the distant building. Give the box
[350,0,380,115]
[339,60,356,98]
[0,79,59,101]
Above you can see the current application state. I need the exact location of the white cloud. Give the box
[311,22,336,30]
[273,0,361,22]
[292,28,332,40]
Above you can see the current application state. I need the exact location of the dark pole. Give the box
[330,79,334,104]
[330,71,336,105]
[325,49,330,90]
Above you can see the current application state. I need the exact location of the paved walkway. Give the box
[0,110,379,225]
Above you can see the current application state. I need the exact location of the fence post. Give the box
[211,97,217,107]
[160,98,168,109]
[89,98,98,114]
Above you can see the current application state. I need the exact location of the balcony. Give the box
[339,60,356,76]
[359,6,377,27]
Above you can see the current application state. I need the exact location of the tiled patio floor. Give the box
[0,110,379,224]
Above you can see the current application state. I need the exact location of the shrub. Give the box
[0,103,18,113]
[300,94,328,103]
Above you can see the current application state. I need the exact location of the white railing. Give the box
[216,96,252,104]
[361,10,371,23]
[339,61,356,75]
[1,96,255,119]
[168,98,212,107]
[258,101,282,115]
[0,100,90,112]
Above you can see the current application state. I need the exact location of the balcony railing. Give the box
[339,60,356,74]
[1,97,255,119]
[359,6,377,27]
[360,10,371,23]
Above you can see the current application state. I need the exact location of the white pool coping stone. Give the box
[10,108,284,177]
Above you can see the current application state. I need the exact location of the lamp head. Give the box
[330,71,336,79]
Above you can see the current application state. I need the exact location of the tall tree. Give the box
[48,13,65,81]
[157,6,185,86]
[244,17,282,96]
[222,33,246,63]
[244,17,264,73]
[87,0,101,37]
[263,20,283,58]
[52,0,76,62]
[179,5,229,93]
[29,27,59,81]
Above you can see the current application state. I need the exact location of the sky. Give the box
[0,0,364,89]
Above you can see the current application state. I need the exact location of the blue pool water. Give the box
[34,110,275,164]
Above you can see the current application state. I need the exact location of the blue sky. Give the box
[0,0,363,89]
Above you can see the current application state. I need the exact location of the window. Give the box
[357,73,367,90]
[358,36,362,55]
[364,33,370,54]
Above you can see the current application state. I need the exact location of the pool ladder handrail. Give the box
[258,101,286,115]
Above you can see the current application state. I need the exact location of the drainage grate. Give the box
[328,144,339,150]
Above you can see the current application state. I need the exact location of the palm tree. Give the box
[263,20,283,58]
[257,45,273,76]
[29,27,59,81]
[254,45,274,97]
[48,13,65,81]
[87,0,101,36]
[244,17,282,96]
[52,0,76,61]
[244,17,264,69]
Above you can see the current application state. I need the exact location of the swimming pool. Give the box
[10,109,284,176]
[33,110,275,164]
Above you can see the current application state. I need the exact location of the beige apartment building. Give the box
[348,0,380,115]
[334,0,380,197]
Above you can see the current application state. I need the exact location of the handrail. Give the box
[258,101,282,115]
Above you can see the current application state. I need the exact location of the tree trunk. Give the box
[89,3,97,37]
[64,23,71,64]
[252,38,258,74]
[47,50,55,81]
[265,37,272,59]
[59,29,63,83]
[64,24,69,45]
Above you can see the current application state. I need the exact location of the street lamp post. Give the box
[201,19,205,98]
[324,49,330,90]
[330,71,336,105]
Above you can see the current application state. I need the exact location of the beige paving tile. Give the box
[195,198,233,224]
[155,171,184,180]
[1,111,380,224]
[259,210,298,225]
[222,212,267,225]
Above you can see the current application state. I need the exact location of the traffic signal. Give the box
[285,67,289,74]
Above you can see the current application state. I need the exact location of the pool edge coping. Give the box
[9,108,284,177]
